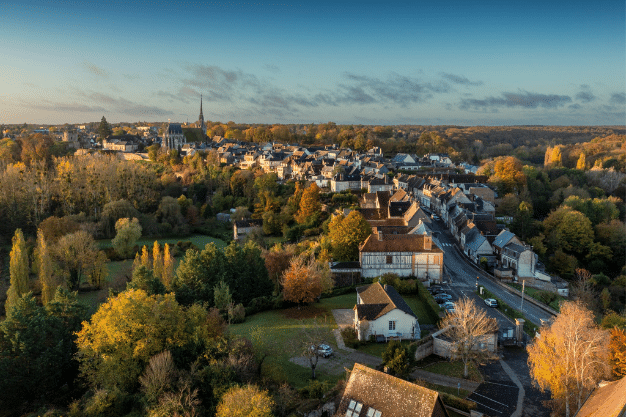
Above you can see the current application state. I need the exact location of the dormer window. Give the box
[345,400,363,417]
[367,408,382,417]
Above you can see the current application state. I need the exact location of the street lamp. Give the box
[475,276,479,293]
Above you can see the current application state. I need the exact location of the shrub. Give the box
[229,303,246,324]
[440,392,477,412]
[299,380,332,399]
[536,290,557,305]
[341,327,360,348]
[245,296,273,315]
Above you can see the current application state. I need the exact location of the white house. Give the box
[354,282,420,342]
[359,230,443,283]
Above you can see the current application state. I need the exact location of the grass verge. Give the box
[507,283,562,312]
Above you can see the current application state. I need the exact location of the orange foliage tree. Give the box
[281,254,322,306]
[527,301,610,417]
[295,182,321,224]
[609,327,626,378]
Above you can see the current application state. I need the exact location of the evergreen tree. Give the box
[97,116,112,140]
[36,229,55,305]
[6,229,29,315]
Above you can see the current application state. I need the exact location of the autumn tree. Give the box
[216,384,274,417]
[281,254,323,307]
[576,153,586,170]
[609,327,626,378]
[295,182,321,224]
[112,217,142,258]
[54,230,108,291]
[528,301,610,417]
[162,243,174,290]
[36,229,55,305]
[76,289,210,391]
[6,229,30,314]
[153,241,164,280]
[439,297,499,378]
[328,211,372,261]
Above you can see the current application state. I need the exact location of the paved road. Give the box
[430,218,554,328]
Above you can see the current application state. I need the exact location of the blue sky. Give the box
[1,0,624,125]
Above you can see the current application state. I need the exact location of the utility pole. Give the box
[520,280,525,312]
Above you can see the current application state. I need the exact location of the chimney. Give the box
[424,234,432,250]
[377,229,383,241]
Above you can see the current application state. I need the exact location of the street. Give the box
[429,218,554,329]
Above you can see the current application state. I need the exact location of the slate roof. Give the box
[234,219,263,228]
[376,190,392,208]
[355,282,416,320]
[167,123,183,134]
[575,377,626,417]
[389,201,412,217]
[493,230,516,249]
[502,243,527,259]
[338,363,449,417]
[360,233,442,254]
[465,228,489,253]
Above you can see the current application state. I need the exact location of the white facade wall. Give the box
[360,251,443,282]
[356,310,419,341]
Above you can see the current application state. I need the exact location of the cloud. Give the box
[440,72,483,86]
[610,92,626,104]
[339,72,443,106]
[82,92,174,116]
[32,101,107,113]
[460,91,572,110]
[568,103,582,110]
[263,64,280,73]
[82,61,109,78]
[575,91,596,103]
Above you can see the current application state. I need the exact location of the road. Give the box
[429,218,554,330]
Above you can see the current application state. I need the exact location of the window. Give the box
[367,408,382,417]
[389,321,396,331]
[345,400,363,417]
[386,255,393,264]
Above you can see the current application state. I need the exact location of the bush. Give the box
[229,303,246,324]
[536,290,557,305]
[82,388,133,417]
[298,380,332,399]
[245,296,273,315]
[341,327,360,348]
[440,393,477,412]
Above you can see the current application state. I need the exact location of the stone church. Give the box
[162,96,206,150]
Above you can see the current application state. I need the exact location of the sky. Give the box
[0,0,624,126]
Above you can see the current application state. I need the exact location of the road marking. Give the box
[471,392,512,408]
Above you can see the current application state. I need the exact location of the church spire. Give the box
[198,94,206,137]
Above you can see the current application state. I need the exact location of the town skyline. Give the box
[1,0,624,126]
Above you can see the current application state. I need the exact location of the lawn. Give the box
[98,234,227,250]
[404,294,440,325]
[508,283,563,312]
[421,360,483,383]
[229,306,343,389]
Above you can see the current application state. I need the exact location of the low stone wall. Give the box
[414,336,434,361]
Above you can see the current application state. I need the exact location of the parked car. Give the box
[312,344,333,358]
[442,302,456,313]
[435,293,452,302]
[433,215,441,221]
[484,298,498,308]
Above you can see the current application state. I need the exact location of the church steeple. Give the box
[198,94,206,137]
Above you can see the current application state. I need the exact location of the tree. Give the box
[609,327,626,378]
[328,211,372,261]
[438,297,499,378]
[528,301,610,417]
[543,208,594,256]
[382,340,413,377]
[281,254,322,307]
[295,319,330,379]
[112,217,142,258]
[576,153,586,170]
[6,229,30,315]
[76,289,210,391]
[98,116,112,141]
[214,280,233,315]
[162,243,174,291]
[295,182,321,224]
[36,229,55,305]
[216,384,274,417]
[153,241,164,280]
[55,230,107,291]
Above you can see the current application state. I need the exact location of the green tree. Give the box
[112,217,142,258]
[382,340,413,377]
[128,265,165,295]
[543,208,594,256]
[36,229,55,305]
[98,116,112,141]
[328,211,372,261]
[214,280,233,314]
[54,230,107,291]
[76,289,209,391]
[6,229,29,315]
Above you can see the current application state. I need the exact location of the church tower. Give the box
[198,94,206,138]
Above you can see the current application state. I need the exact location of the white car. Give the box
[484,298,498,308]
[312,344,333,358]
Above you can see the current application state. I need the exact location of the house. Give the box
[462,226,494,265]
[354,282,420,341]
[501,243,536,280]
[338,363,449,417]
[574,376,626,417]
[359,230,443,283]
[233,219,263,241]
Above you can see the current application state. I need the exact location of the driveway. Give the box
[332,308,354,329]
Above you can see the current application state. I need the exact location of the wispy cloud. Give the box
[440,72,483,86]
[32,101,107,113]
[263,64,280,73]
[460,91,572,110]
[82,61,109,78]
